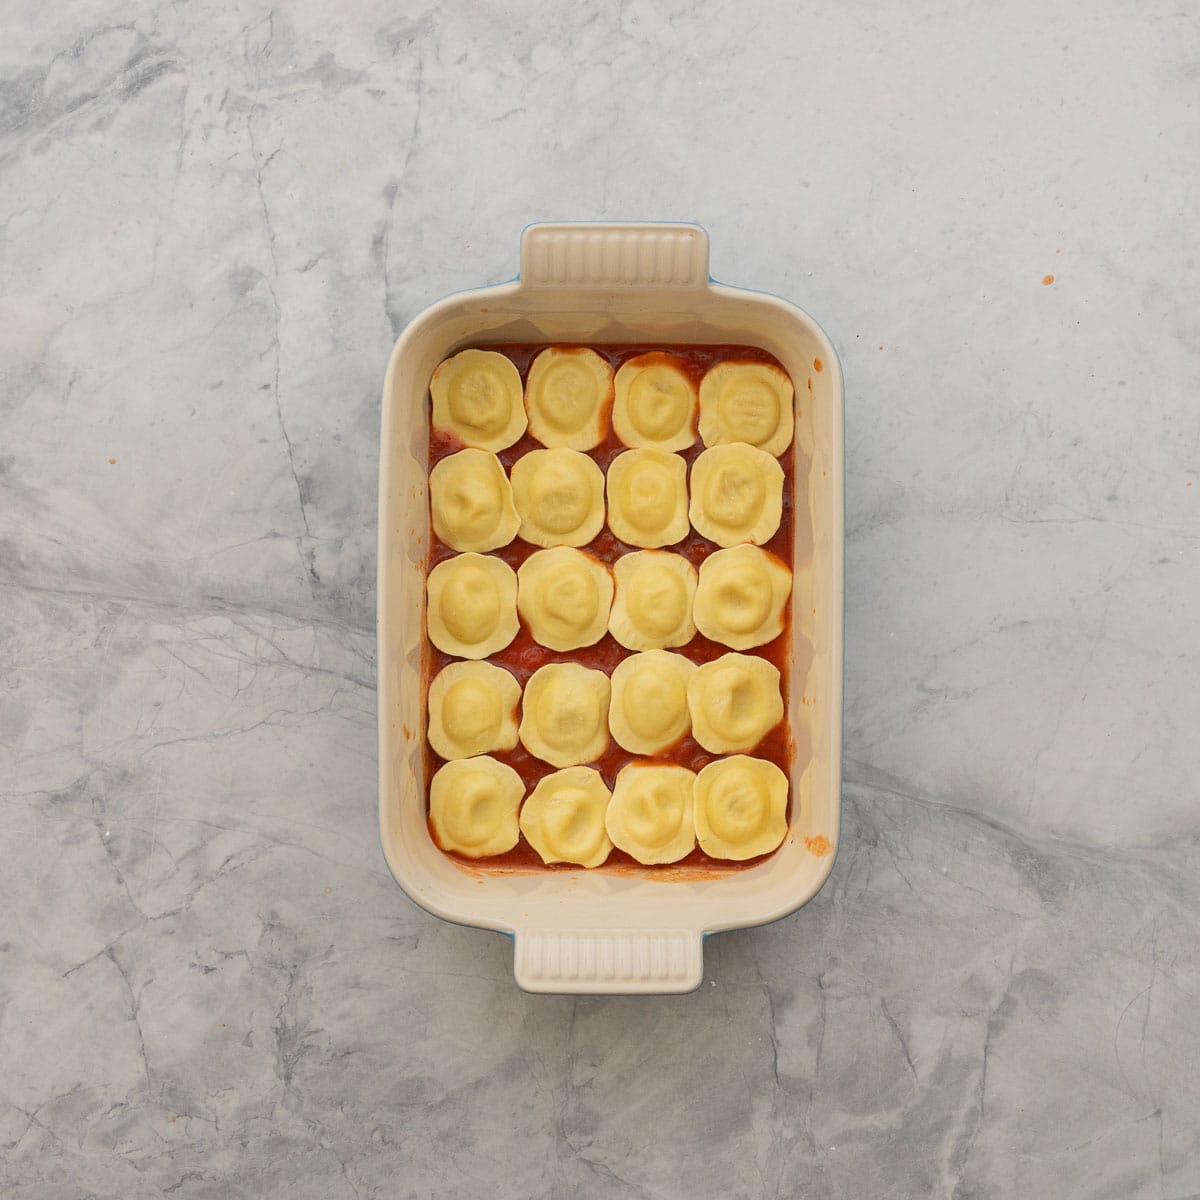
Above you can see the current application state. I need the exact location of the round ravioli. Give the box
[429,756,523,858]
[524,347,614,451]
[519,766,613,868]
[698,360,794,457]
[427,660,520,761]
[687,652,783,753]
[606,449,689,548]
[426,552,519,659]
[606,763,696,865]
[510,448,606,548]
[608,650,696,755]
[609,551,697,651]
[519,663,611,768]
[517,547,613,651]
[430,348,526,452]
[693,545,792,650]
[693,755,788,861]
[689,444,784,547]
[612,352,698,452]
[429,448,520,552]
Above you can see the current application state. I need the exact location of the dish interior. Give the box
[379,285,842,936]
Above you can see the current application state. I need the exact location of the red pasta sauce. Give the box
[423,344,807,876]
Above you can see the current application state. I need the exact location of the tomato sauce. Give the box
[423,344,806,875]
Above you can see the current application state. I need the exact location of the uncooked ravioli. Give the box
[516,547,612,651]
[605,449,689,548]
[510,448,606,547]
[693,755,788,861]
[612,353,697,452]
[519,766,613,868]
[688,444,783,547]
[429,448,520,552]
[692,544,792,650]
[605,763,696,865]
[609,551,697,651]
[698,360,794,457]
[429,756,524,858]
[426,552,519,659]
[430,348,526,452]
[524,347,613,451]
[427,660,520,760]
[519,662,611,768]
[608,650,695,755]
[686,652,783,754]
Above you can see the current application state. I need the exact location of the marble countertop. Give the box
[3,1,1199,1196]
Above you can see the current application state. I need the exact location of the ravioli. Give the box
[693,755,788,860]
[609,550,697,651]
[510,448,606,548]
[605,449,689,549]
[423,343,803,874]
[519,662,611,768]
[426,552,519,659]
[430,348,526,452]
[688,444,784,547]
[427,660,520,761]
[524,347,614,451]
[517,547,613,651]
[608,650,696,755]
[686,652,783,753]
[519,766,613,868]
[429,756,523,858]
[698,361,794,457]
[429,448,520,552]
[693,545,792,650]
[605,763,696,865]
[612,352,698,452]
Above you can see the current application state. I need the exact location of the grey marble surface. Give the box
[2,0,1199,1196]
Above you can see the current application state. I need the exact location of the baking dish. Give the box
[377,223,843,993]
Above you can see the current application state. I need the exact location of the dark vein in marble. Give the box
[845,755,1200,866]
[948,956,1013,1198]
[879,995,919,1085]
[0,576,376,637]
[106,945,152,1094]
[0,32,183,166]
[245,111,312,550]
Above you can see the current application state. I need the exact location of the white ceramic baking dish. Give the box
[377,222,843,993]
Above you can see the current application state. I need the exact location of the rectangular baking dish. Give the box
[377,222,843,993]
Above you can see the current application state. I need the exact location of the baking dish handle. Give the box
[520,222,710,290]
[513,927,704,994]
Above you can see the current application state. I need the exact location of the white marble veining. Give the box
[2,0,1199,1196]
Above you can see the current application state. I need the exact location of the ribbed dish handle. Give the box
[513,928,704,994]
[520,222,710,289]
